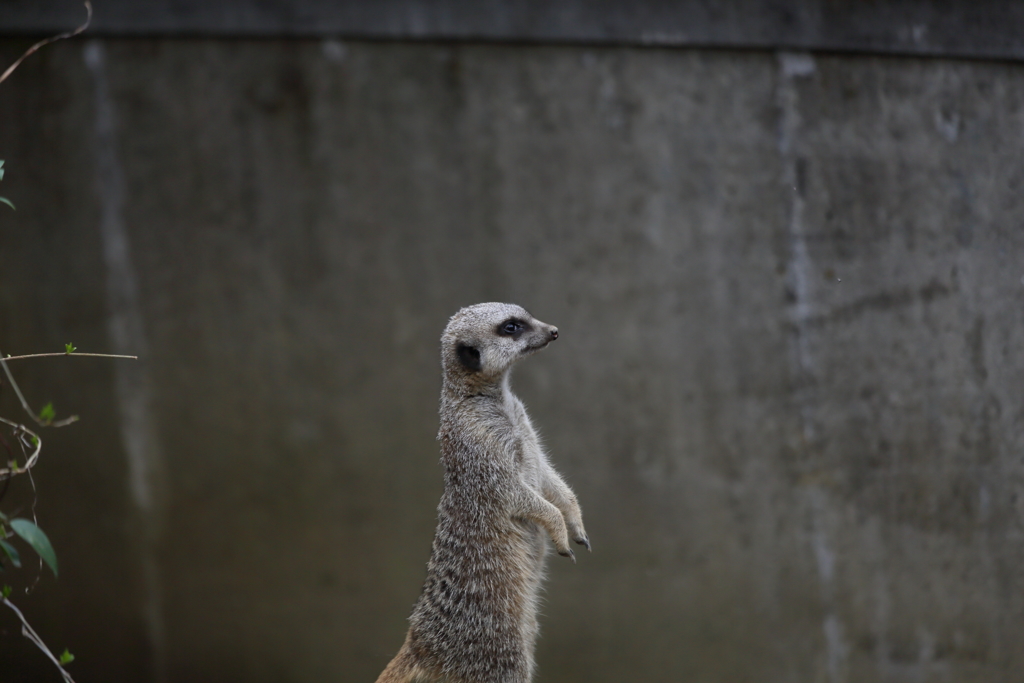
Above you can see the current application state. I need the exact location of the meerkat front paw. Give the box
[558,546,576,563]
[567,519,591,552]
[550,524,577,563]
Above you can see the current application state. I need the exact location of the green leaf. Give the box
[0,159,5,180]
[2,584,11,598]
[9,519,58,577]
[0,197,14,211]
[0,539,21,568]
[59,649,75,665]
[38,402,56,423]
[65,343,76,354]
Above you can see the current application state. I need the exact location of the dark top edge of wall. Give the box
[3,0,1024,62]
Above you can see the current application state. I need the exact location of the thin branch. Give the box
[0,428,12,502]
[0,418,42,478]
[0,457,11,504]
[24,465,43,594]
[2,352,138,362]
[0,345,135,477]
[0,353,32,419]
[0,351,49,428]
[0,2,93,87]
[0,348,133,428]
[2,597,76,683]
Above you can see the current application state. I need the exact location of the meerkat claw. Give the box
[560,548,576,563]
[576,536,591,551]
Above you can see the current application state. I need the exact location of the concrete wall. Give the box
[0,32,1022,683]
[5,0,1024,61]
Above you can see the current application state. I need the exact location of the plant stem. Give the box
[1,352,137,362]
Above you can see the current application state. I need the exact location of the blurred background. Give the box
[1,1,1023,681]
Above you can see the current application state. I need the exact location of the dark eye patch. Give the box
[496,318,529,338]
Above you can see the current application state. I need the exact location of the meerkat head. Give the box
[441,302,559,390]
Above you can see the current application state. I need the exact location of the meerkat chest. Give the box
[501,391,544,488]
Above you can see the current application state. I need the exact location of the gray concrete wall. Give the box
[5,0,1024,61]
[0,34,1022,683]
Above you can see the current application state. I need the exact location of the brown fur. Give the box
[374,303,589,683]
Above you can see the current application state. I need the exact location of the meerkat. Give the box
[375,302,589,683]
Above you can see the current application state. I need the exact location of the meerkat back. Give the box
[374,303,589,683]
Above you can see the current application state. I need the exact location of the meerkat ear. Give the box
[456,343,482,372]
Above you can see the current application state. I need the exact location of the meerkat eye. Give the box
[499,320,523,336]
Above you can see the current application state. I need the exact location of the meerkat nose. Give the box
[549,328,559,340]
